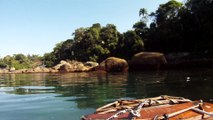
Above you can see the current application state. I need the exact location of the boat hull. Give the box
[82,96,213,120]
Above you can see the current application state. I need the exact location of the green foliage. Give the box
[0,61,7,68]
[154,0,183,26]
[42,52,57,67]
[134,0,213,53]
[139,8,148,22]
[43,0,213,67]
[42,23,145,66]
[0,54,42,69]
[139,8,148,17]
[133,21,148,40]
[116,30,144,60]
[99,24,119,60]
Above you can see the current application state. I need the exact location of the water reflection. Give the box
[0,70,213,103]
[0,72,129,108]
[0,69,213,119]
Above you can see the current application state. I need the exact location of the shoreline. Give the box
[1,58,213,74]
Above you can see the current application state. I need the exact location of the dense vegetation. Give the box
[43,0,213,67]
[1,0,213,69]
[142,0,213,53]
[0,54,42,69]
[43,24,144,67]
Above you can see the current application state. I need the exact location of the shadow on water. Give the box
[163,69,213,101]
[126,69,213,102]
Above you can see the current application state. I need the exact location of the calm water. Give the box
[0,69,213,120]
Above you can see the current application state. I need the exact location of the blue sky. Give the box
[0,0,182,57]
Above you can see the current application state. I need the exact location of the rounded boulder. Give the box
[129,52,167,70]
[100,57,128,72]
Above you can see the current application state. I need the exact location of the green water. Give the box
[0,69,213,120]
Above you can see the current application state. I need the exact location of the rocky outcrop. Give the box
[0,60,98,74]
[53,60,73,72]
[99,57,128,72]
[53,60,98,72]
[26,67,52,73]
[13,69,27,73]
[84,61,99,68]
[129,52,167,71]
[11,67,53,73]
[52,60,66,70]
[0,69,9,73]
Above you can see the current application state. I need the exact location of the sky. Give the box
[0,0,182,57]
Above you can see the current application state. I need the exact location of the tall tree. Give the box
[139,8,148,17]
[139,8,148,22]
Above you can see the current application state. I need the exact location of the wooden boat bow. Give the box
[82,95,213,120]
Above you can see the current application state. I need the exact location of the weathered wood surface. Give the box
[95,95,191,114]
[82,96,213,120]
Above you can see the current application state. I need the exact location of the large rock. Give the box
[58,62,73,72]
[129,52,167,71]
[84,61,99,68]
[52,60,73,72]
[52,60,67,70]
[100,57,128,72]
[33,67,43,72]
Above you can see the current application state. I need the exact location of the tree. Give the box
[14,54,26,64]
[0,59,7,68]
[139,8,148,17]
[185,0,213,52]
[42,52,57,67]
[133,21,148,40]
[155,0,183,26]
[139,8,148,22]
[99,24,119,58]
[117,30,144,60]
[142,0,185,53]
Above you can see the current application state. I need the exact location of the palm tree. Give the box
[139,8,148,17]
[139,8,148,22]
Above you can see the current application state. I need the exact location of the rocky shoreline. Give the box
[0,60,99,74]
[1,52,213,74]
